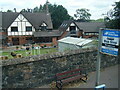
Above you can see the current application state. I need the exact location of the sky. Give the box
[0,0,119,20]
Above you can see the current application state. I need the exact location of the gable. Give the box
[10,14,33,27]
[40,22,47,26]
[70,23,76,26]
[15,14,29,22]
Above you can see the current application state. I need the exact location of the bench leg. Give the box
[81,75,87,83]
[81,78,87,83]
[56,82,63,90]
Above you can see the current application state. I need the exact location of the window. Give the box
[85,33,89,35]
[36,37,52,43]
[11,27,18,32]
[26,26,32,31]
[70,26,76,34]
[26,37,32,40]
[40,22,47,31]
[41,26,47,31]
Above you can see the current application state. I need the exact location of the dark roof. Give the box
[34,30,62,37]
[58,20,74,31]
[22,12,53,29]
[2,12,19,29]
[58,20,105,33]
[1,12,53,30]
[75,22,105,32]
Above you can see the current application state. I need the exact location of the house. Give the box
[58,20,105,39]
[0,11,60,46]
[58,20,83,39]
[75,22,105,38]
[58,37,94,52]
[0,0,62,47]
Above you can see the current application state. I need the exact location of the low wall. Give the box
[2,48,118,88]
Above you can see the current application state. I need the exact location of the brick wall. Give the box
[8,36,33,45]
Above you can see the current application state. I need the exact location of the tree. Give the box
[7,10,13,12]
[48,4,71,29]
[20,8,32,13]
[106,1,120,29]
[33,7,39,12]
[91,18,104,22]
[74,8,91,22]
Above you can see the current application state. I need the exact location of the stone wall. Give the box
[2,48,118,88]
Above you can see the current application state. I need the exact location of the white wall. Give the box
[8,14,35,36]
[66,23,78,31]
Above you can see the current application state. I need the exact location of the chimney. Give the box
[46,0,49,14]
[14,8,16,12]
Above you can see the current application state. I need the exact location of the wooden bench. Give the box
[55,68,88,89]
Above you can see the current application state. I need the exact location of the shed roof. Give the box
[58,37,93,46]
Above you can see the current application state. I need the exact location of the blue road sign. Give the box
[101,29,120,56]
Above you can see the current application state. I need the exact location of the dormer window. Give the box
[41,26,47,30]
[70,26,76,34]
[40,22,47,31]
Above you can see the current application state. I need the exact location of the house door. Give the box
[12,38,19,45]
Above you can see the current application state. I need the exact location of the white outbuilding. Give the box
[58,37,95,52]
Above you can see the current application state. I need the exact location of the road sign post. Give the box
[95,28,102,86]
[95,29,120,86]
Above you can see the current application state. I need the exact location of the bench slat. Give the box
[55,68,87,89]
[57,73,81,80]
[62,75,84,84]
[56,69,81,76]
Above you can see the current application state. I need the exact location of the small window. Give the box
[41,26,47,31]
[26,26,32,31]
[11,27,18,32]
[85,33,89,35]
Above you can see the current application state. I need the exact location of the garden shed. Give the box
[58,37,94,52]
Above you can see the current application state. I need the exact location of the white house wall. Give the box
[8,14,35,36]
[66,23,78,32]
[70,23,75,26]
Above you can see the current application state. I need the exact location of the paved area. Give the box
[75,64,119,88]
[39,64,119,89]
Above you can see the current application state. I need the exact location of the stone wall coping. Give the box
[2,48,97,66]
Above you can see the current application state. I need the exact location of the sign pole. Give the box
[95,28,103,86]
[95,29,120,86]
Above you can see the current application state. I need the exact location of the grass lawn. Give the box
[1,48,58,59]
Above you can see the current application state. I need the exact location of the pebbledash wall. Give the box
[2,48,119,88]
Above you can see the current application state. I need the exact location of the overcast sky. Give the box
[0,0,119,20]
